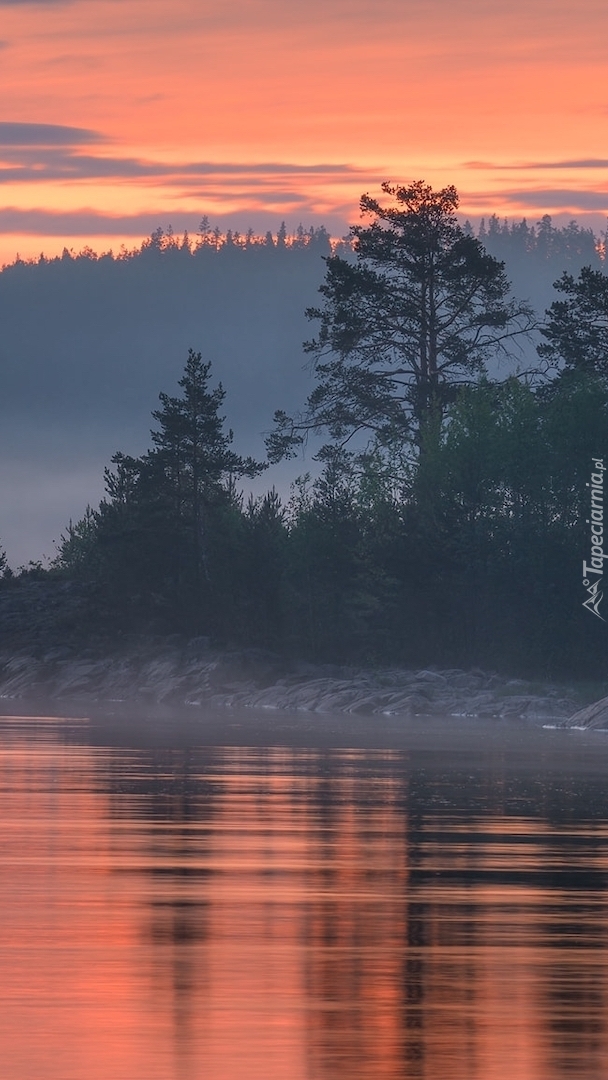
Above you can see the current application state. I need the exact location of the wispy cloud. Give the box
[0,207,191,235]
[0,195,357,236]
[465,158,608,171]
[0,134,369,190]
[530,160,608,170]
[0,0,71,5]
[500,189,608,211]
[463,187,608,214]
[0,122,105,146]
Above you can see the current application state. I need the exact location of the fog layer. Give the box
[0,220,602,565]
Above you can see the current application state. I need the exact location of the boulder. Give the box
[567,696,608,729]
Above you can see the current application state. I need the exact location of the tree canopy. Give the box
[57,350,266,633]
[39,203,608,679]
[538,266,608,375]
[267,181,535,464]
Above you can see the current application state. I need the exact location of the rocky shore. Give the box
[0,577,601,725]
[0,638,583,723]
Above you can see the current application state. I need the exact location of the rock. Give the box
[566,696,608,729]
[0,610,579,725]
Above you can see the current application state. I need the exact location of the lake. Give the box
[1,705,608,1080]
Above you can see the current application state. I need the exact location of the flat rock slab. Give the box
[0,646,578,723]
[566,696,608,729]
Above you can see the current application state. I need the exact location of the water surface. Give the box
[1,708,608,1080]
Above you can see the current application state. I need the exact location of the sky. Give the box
[0,0,607,264]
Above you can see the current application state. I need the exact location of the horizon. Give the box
[1,205,606,271]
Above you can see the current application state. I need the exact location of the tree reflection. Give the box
[46,731,608,1080]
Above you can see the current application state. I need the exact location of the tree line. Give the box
[3,221,335,271]
[2,207,605,273]
[2,181,608,678]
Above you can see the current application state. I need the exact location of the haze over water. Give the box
[2,710,608,1080]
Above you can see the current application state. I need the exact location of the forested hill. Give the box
[0,217,604,565]
[473,213,604,311]
[0,227,332,564]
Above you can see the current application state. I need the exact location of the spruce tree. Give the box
[57,349,265,634]
[146,348,264,587]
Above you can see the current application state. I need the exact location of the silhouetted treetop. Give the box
[538,266,608,375]
[267,180,535,463]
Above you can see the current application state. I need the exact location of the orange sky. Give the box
[0,0,607,263]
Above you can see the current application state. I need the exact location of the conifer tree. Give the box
[56,350,265,633]
[267,181,535,464]
[145,348,265,587]
[538,266,608,375]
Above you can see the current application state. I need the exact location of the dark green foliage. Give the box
[398,375,608,675]
[264,372,607,675]
[53,365,608,676]
[238,488,289,648]
[283,456,364,659]
[48,224,608,680]
[538,266,608,374]
[56,350,266,635]
[267,181,534,463]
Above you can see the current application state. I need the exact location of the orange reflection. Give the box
[2,725,608,1079]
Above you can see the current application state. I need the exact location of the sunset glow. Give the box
[1,0,607,263]
[4,730,608,1080]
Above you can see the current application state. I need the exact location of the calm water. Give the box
[2,708,608,1080]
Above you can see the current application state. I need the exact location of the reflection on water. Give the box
[2,715,608,1079]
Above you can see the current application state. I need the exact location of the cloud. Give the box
[464,187,608,214]
[0,208,169,235]
[0,0,71,5]
[0,141,373,236]
[0,200,349,237]
[179,187,313,203]
[178,162,363,176]
[0,139,369,188]
[501,189,608,211]
[531,160,608,170]
[0,148,161,182]
[465,158,608,171]
[0,138,365,179]
[0,122,105,146]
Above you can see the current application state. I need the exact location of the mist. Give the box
[0,232,332,564]
[0,217,603,566]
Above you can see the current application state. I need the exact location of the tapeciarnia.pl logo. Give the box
[582,458,606,620]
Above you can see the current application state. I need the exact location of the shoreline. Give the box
[0,638,594,726]
[2,577,606,727]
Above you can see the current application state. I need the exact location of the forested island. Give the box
[1,181,607,703]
